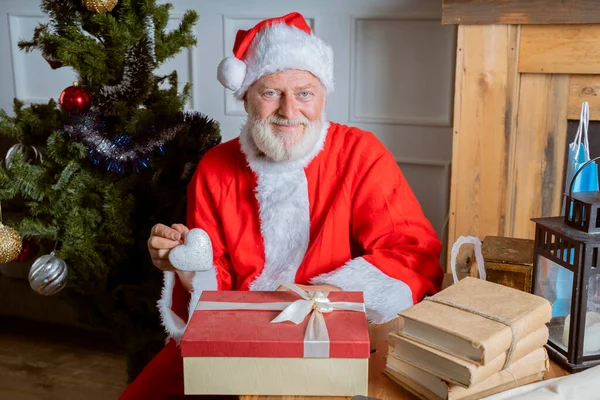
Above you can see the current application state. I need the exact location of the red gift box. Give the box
[181,287,370,396]
[182,289,370,358]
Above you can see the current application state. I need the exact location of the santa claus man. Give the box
[120,11,443,399]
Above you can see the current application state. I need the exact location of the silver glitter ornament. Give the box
[28,251,68,296]
[168,228,213,272]
[5,144,43,168]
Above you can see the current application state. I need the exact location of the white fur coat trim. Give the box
[241,123,329,291]
[157,268,218,342]
[310,257,414,324]
[232,23,334,99]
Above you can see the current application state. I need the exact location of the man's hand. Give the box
[148,223,190,271]
[276,283,342,292]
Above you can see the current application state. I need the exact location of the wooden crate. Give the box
[474,236,535,293]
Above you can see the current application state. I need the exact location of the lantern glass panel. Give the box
[534,254,573,353]
[581,273,600,356]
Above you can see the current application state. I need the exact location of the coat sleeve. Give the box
[157,156,235,342]
[311,142,443,324]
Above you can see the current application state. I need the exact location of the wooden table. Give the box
[240,275,569,400]
[241,317,568,400]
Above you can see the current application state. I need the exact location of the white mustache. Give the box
[268,116,308,126]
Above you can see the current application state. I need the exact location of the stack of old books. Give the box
[385,277,552,400]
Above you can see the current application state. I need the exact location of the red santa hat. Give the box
[217,12,334,99]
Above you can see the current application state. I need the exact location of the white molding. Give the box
[349,15,453,128]
[7,12,45,18]
[8,13,47,104]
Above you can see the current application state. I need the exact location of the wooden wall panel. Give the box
[509,74,570,239]
[443,0,600,25]
[568,75,600,121]
[448,25,520,269]
[520,25,600,74]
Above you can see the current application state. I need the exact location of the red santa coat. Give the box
[158,122,443,342]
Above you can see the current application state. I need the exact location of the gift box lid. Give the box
[181,290,370,358]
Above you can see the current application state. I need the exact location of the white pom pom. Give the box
[217,56,246,91]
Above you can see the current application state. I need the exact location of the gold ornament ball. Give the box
[0,223,22,263]
[82,0,118,13]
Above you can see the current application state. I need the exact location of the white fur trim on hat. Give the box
[218,23,334,99]
[217,56,247,91]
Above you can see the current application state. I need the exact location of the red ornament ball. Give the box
[16,239,40,263]
[59,83,91,113]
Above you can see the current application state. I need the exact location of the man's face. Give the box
[244,70,326,162]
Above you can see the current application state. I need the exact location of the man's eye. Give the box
[298,91,313,98]
[263,90,277,97]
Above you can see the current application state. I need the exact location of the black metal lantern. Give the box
[532,158,600,372]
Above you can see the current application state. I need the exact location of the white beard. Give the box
[245,112,325,162]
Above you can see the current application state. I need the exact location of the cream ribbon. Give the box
[195,282,366,358]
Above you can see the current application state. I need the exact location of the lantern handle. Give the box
[568,155,600,197]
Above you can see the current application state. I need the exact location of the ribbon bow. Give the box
[270,282,365,357]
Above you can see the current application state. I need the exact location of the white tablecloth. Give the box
[483,364,600,400]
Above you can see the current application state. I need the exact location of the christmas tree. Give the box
[0,0,220,380]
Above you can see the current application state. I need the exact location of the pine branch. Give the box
[0,166,18,199]
[89,12,131,56]
[18,24,53,53]
[99,183,134,244]
[57,26,109,82]
[96,36,154,112]
[52,160,80,192]
[47,131,86,166]
[181,82,192,106]
[9,154,47,202]
[19,217,58,239]
[25,200,51,217]
[155,10,197,64]
[152,3,170,33]
[0,109,21,141]
[40,0,83,31]
[17,100,61,147]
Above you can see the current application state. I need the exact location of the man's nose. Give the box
[278,95,298,120]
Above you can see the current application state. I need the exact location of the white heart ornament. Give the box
[168,228,213,272]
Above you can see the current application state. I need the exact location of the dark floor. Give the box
[0,317,127,400]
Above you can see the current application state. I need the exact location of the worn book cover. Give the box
[384,346,547,400]
[389,326,548,387]
[399,277,551,365]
